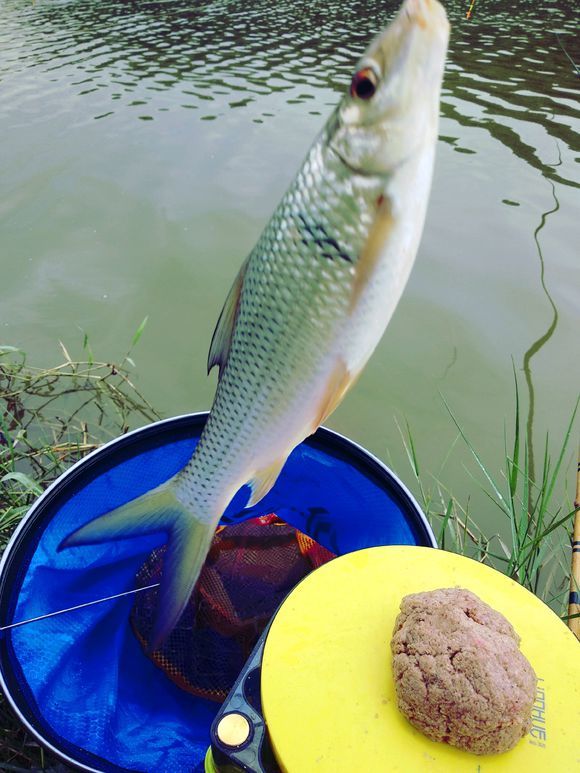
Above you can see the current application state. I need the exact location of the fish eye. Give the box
[350,67,378,100]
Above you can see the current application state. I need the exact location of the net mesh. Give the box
[130,514,335,702]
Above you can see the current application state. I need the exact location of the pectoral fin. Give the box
[350,195,394,312]
[208,258,248,376]
[312,357,360,430]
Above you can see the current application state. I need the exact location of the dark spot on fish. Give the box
[298,214,352,263]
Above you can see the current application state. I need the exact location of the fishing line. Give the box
[555,33,580,77]
[0,582,160,632]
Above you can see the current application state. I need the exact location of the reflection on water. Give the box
[522,144,561,486]
[441,2,579,189]
[1,0,373,120]
[1,0,578,186]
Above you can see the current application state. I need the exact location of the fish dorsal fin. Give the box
[350,194,394,312]
[207,259,248,376]
[247,458,286,508]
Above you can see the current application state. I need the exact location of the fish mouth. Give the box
[399,0,449,32]
[376,0,449,87]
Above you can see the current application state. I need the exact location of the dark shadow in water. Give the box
[522,144,561,486]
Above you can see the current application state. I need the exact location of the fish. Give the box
[60,0,449,649]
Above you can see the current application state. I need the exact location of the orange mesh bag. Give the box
[130,514,335,701]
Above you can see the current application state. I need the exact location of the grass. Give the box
[0,343,577,769]
[0,334,159,771]
[397,376,579,619]
[0,333,159,551]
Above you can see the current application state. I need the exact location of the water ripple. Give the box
[0,0,578,185]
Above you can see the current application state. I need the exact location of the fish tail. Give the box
[59,483,216,650]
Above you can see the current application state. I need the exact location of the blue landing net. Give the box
[0,415,433,772]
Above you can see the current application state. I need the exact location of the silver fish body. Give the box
[179,137,383,516]
[62,0,450,647]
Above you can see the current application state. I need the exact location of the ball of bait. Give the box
[391,588,537,755]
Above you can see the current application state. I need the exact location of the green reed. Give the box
[397,378,579,618]
[0,330,159,551]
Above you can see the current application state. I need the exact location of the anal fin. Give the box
[247,458,286,508]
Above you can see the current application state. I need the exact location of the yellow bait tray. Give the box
[209,546,579,772]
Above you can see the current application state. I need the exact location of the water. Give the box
[1,0,579,542]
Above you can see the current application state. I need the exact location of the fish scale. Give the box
[177,142,382,510]
[61,0,450,648]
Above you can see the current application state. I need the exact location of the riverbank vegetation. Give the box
[0,343,577,769]
[0,336,159,550]
[0,337,159,769]
[398,382,579,617]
